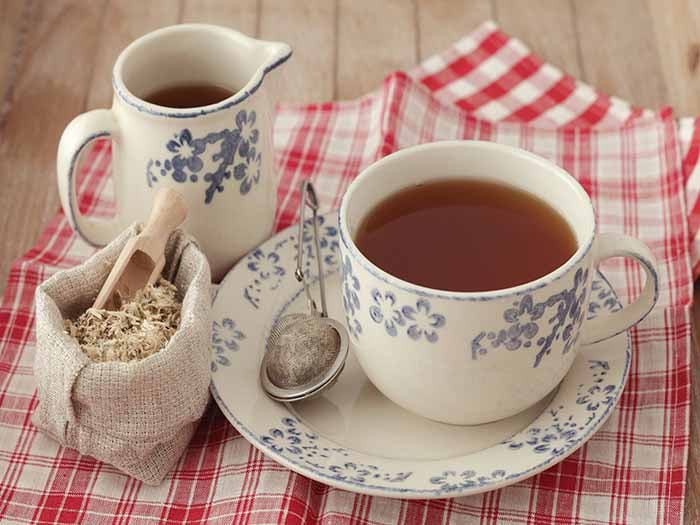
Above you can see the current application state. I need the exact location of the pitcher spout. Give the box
[235,33,292,102]
[261,40,293,73]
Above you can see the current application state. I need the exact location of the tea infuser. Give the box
[260,181,349,402]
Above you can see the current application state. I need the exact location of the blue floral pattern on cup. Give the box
[402,299,446,343]
[369,289,404,336]
[588,279,622,316]
[341,256,362,338]
[367,292,446,342]
[471,268,589,367]
[147,109,261,203]
[211,318,245,372]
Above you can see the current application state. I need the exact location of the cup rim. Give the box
[111,24,292,119]
[338,140,596,301]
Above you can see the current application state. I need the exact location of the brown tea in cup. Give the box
[354,178,577,292]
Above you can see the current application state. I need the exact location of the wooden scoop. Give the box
[93,188,188,310]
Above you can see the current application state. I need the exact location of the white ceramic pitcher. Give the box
[57,24,291,281]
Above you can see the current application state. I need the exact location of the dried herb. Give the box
[65,278,181,362]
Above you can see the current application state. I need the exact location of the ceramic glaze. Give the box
[57,24,291,281]
[209,211,632,499]
[339,141,659,425]
[145,109,262,203]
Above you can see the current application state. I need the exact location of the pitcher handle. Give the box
[57,109,123,246]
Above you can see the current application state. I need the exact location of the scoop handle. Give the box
[140,188,188,258]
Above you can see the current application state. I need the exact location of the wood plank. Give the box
[689,290,700,525]
[416,0,493,60]
[496,0,581,78]
[573,0,668,110]
[653,5,700,516]
[337,0,417,99]
[259,0,335,103]
[86,0,180,109]
[647,0,700,116]
[0,0,28,122]
[0,0,106,296]
[181,0,258,35]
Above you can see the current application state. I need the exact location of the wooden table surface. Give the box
[1,0,699,519]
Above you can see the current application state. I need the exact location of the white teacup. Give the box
[57,24,291,281]
[338,141,659,425]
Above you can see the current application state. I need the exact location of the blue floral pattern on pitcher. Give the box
[167,129,205,182]
[233,148,261,194]
[147,109,261,203]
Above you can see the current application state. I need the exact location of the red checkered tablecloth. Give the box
[0,21,694,524]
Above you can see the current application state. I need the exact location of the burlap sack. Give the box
[32,224,212,485]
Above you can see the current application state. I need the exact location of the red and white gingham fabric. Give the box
[0,21,693,524]
[411,21,700,279]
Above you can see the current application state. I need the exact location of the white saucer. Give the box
[210,212,630,499]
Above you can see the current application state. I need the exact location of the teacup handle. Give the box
[56,109,123,247]
[581,232,659,345]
